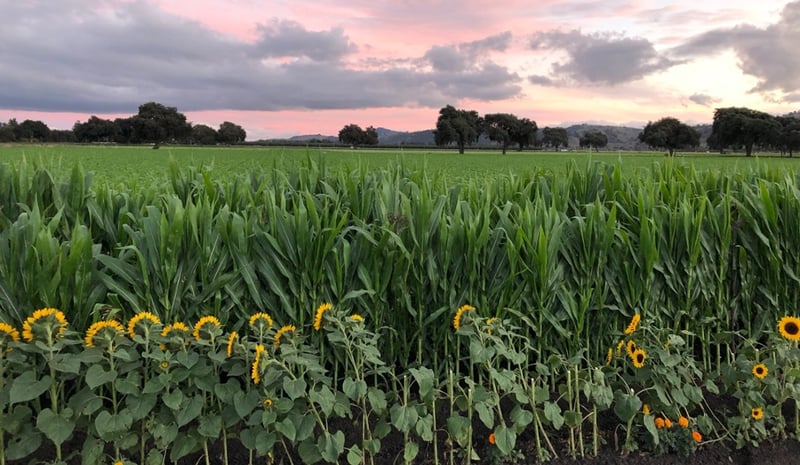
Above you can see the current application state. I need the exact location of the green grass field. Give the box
[2,144,799,187]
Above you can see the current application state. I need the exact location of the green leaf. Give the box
[53,353,82,374]
[347,446,362,465]
[10,371,50,404]
[564,410,582,428]
[275,418,296,441]
[298,439,322,465]
[409,366,435,402]
[94,410,133,441]
[126,393,157,421]
[494,424,516,456]
[36,408,74,446]
[510,406,533,430]
[198,414,222,438]
[81,437,105,465]
[85,364,117,389]
[6,430,42,460]
[233,390,261,419]
[310,385,335,417]
[543,401,564,430]
[367,387,387,413]
[214,380,240,403]
[643,414,658,445]
[283,377,307,400]
[175,395,203,426]
[446,415,471,448]
[342,377,367,401]
[404,441,419,462]
[390,404,419,433]
[416,413,434,442]
[613,391,642,423]
[318,431,345,463]
[475,402,494,429]
[169,432,198,462]
[163,388,184,410]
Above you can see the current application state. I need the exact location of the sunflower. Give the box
[655,417,665,429]
[161,322,191,351]
[252,344,266,384]
[22,308,68,343]
[778,316,800,341]
[664,418,673,428]
[631,348,647,368]
[226,331,239,358]
[624,313,641,335]
[752,363,768,380]
[193,315,222,342]
[616,339,625,355]
[84,320,125,348]
[453,305,475,331]
[605,347,613,365]
[0,322,20,351]
[263,398,273,408]
[159,360,169,370]
[678,416,689,428]
[127,311,160,340]
[642,404,651,415]
[350,314,364,323]
[488,433,496,445]
[313,303,332,331]
[692,431,702,443]
[751,407,764,420]
[274,325,296,348]
[161,322,190,338]
[248,312,272,331]
[626,340,637,358]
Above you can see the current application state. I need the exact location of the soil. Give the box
[12,429,800,465]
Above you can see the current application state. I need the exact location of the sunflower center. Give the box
[757,367,764,374]
[636,353,644,363]
[787,322,799,335]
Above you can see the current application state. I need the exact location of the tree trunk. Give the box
[745,143,753,157]
[502,145,507,155]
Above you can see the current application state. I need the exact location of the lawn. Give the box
[1,144,799,188]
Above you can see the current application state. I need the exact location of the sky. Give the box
[1,0,799,140]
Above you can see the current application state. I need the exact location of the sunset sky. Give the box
[1,0,798,140]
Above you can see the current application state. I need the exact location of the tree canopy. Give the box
[217,121,247,144]
[710,107,781,156]
[338,124,378,147]
[434,105,482,154]
[541,127,569,150]
[579,131,608,151]
[638,117,700,156]
[777,116,800,157]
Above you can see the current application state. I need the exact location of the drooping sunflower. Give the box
[226,331,239,358]
[631,348,647,368]
[488,433,496,445]
[752,363,768,380]
[127,311,161,340]
[313,304,332,331]
[751,407,764,420]
[655,417,665,429]
[160,322,191,351]
[453,305,475,331]
[274,325,296,348]
[616,339,625,355]
[193,315,222,342]
[252,344,266,384]
[626,340,637,358]
[642,404,651,415]
[624,313,641,335]
[605,347,613,366]
[350,314,364,323]
[22,308,68,343]
[678,416,689,428]
[85,320,125,349]
[0,322,20,351]
[778,316,800,341]
[161,322,190,338]
[692,431,702,443]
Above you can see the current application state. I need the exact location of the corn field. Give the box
[1,158,799,375]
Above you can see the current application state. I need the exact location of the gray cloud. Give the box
[0,2,520,114]
[530,30,679,85]
[528,75,555,86]
[688,93,719,106]
[252,20,355,61]
[672,1,800,96]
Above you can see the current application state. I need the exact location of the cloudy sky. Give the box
[1,0,798,140]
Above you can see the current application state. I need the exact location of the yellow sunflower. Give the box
[626,340,637,358]
[350,314,364,322]
[274,325,296,348]
[752,363,768,380]
[453,305,475,331]
[751,407,764,420]
[624,313,641,335]
[22,308,68,343]
[84,320,125,348]
[605,347,613,365]
[313,303,332,331]
[631,348,647,368]
[0,322,20,351]
[127,311,160,340]
[251,344,266,384]
[778,316,800,341]
[226,331,239,358]
[161,322,190,338]
[193,315,222,342]
[249,312,274,330]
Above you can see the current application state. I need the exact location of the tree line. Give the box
[0,102,247,146]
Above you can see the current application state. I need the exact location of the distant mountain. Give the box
[279,122,719,150]
[288,133,338,143]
